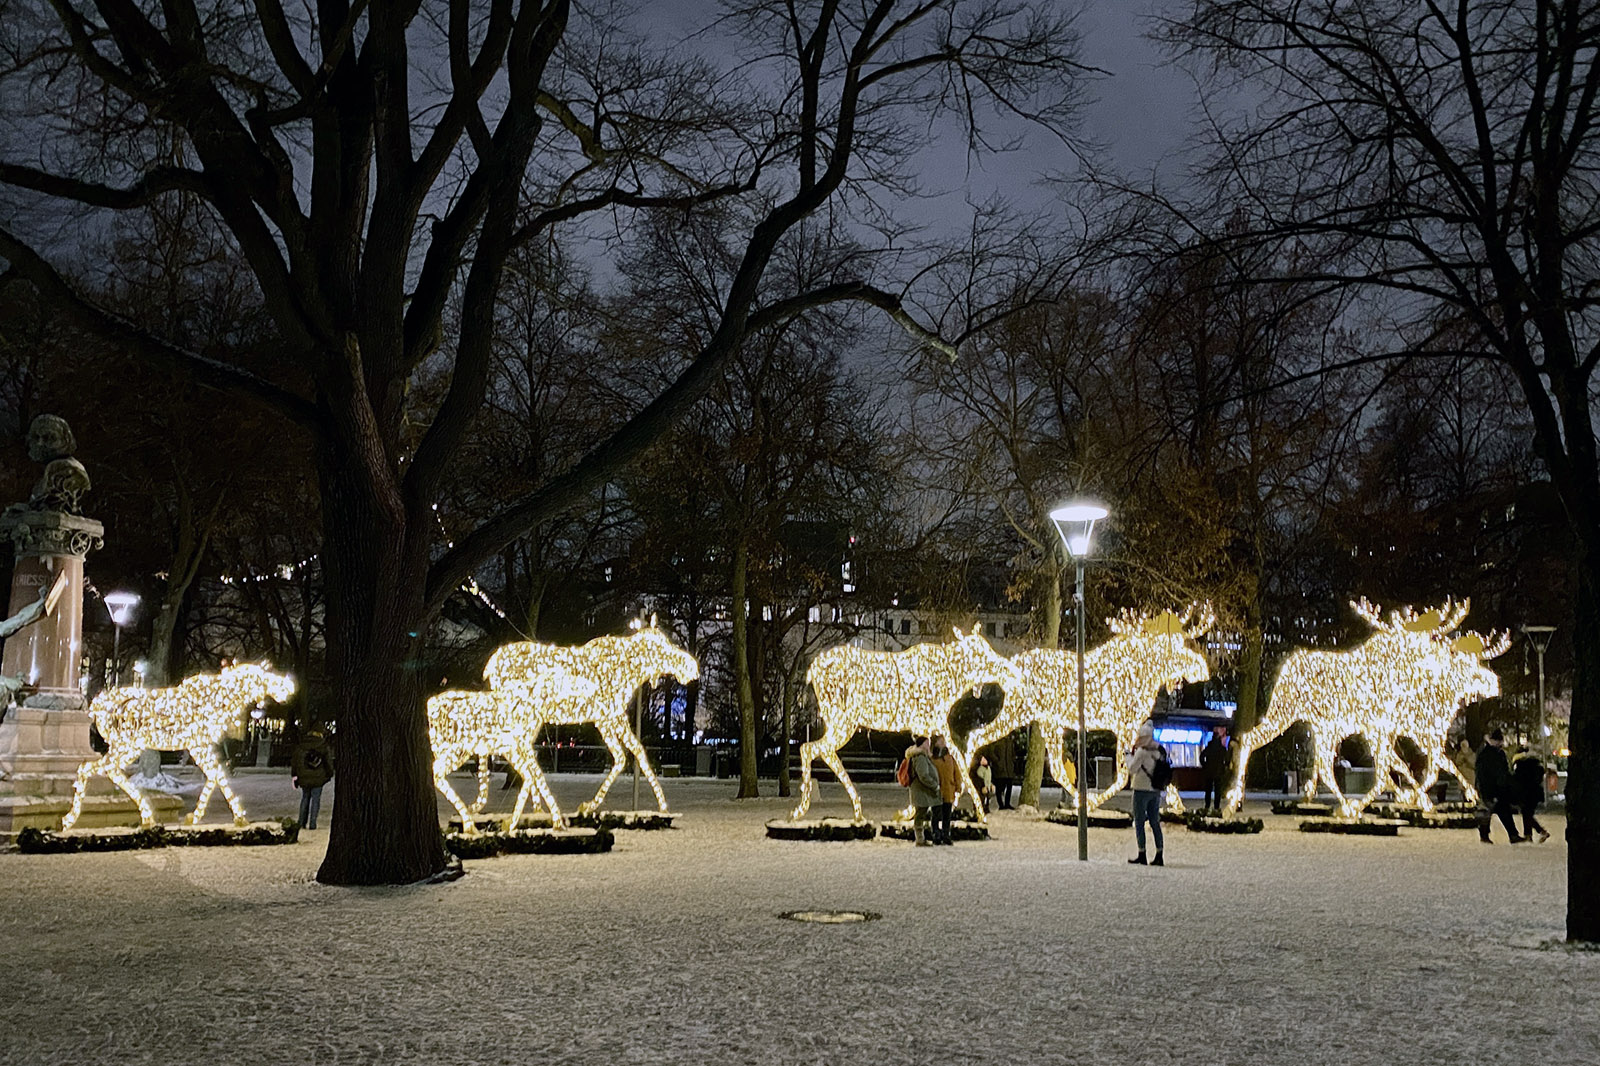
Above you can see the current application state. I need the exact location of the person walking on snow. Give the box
[930,735,961,845]
[1126,721,1167,866]
[1475,729,1522,843]
[291,729,334,830]
[1511,744,1551,843]
[905,736,940,846]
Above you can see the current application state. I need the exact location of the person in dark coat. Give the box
[291,729,334,830]
[1474,729,1522,843]
[985,732,1018,810]
[1200,727,1230,812]
[1511,745,1551,843]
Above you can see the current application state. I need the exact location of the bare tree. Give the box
[0,1,1088,883]
[1164,0,1600,939]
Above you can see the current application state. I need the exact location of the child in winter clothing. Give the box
[973,756,994,814]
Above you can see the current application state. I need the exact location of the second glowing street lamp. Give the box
[104,590,140,687]
[1523,624,1556,760]
[1050,500,1108,862]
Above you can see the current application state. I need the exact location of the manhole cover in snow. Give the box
[779,909,880,924]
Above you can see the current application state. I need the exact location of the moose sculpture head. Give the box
[1102,603,1215,695]
[1351,597,1508,712]
[948,623,1020,697]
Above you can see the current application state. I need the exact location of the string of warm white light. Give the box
[966,606,1214,812]
[793,627,1020,823]
[1223,598,1506,816]
[219,554,319,585]
[63,662,296,829]
[479,621,699,816]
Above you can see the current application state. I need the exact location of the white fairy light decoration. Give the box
[793,627,1021,823]
[966,605,1214,812]
[63,662,295,829]
[482,620,699,815]
[1223,598,1507,817]
[428,674,597,831]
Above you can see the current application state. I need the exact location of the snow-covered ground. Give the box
[2,769,1593,1066]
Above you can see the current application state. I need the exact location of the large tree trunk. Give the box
[731,541,760,798]
[147,481,222,685]
[313,449,447,886]
[1234,601,1266,735]
[1019,553,1064,808]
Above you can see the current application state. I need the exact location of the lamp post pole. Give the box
[1075,555,1088,862]
[1523,625,1555,761]
[1049,500,1107,864]
[633,685,643,811]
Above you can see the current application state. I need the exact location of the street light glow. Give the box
[1050,500,1108,561]
[1051,502,1109,523]
[104,590,140,627]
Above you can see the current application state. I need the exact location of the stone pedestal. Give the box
[1,546,89,707]
[0,449,172,833]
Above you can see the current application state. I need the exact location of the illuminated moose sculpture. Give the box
[427,674,598,831]
[964,605,1213,811]
[1223,599,1506,817]
[64,662,296,829]
[793,627,1021,823]
[483,622,699,816]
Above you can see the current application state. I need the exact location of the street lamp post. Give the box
[1050,500,1109,863]
[1522,625,1556,760]
[103,590,140,687]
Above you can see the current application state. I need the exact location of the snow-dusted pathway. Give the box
[2,771,1592,1065]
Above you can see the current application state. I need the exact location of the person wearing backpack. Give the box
[291,728,334,830]
[1125,720,1167,866]
[902,737,940,846]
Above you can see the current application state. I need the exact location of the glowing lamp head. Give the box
[104,590,140,627]
[1049,500,1109,560]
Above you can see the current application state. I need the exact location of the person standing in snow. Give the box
[1475,729,1522,843]
[1453,736,1476,796]
[1511,744,1551,843]
[291,728,334,830]
[973,755,994,814]
[905,736,940,846]
[930,734,961,845]
[1200,726,1230,813]
[986,732,1017,810]
[1125,721,1166,866]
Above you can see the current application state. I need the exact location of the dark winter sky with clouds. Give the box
[639,1,1203,200]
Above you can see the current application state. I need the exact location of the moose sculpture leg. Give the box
[792,718,862,822]
[508,739,564,830]
[189,745,248,826]
[433,746,485,832]
[64,743,153,829]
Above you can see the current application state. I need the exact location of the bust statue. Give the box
[25,415,90,515]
